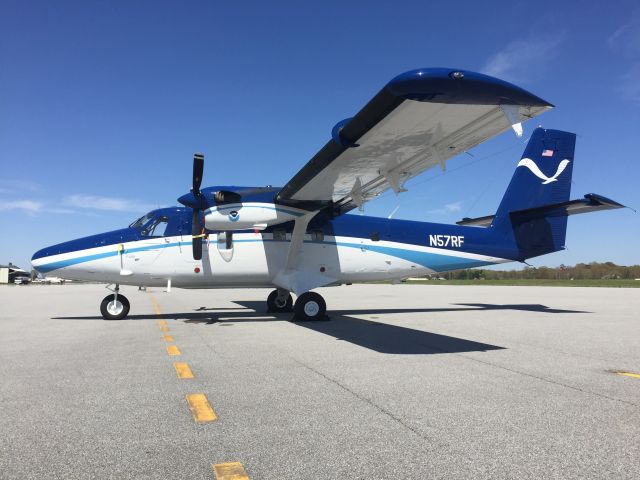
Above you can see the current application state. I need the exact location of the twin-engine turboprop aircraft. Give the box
[31,68,625,320]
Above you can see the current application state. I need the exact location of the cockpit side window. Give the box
[142,216,169,237]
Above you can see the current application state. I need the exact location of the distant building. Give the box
[0,263,30,284]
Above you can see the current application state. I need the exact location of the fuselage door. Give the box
[128,216,171,272]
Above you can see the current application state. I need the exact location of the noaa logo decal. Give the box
[228,211,239,222]
[517,158,571,184]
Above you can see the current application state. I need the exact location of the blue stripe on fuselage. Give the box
[324,214,520,261]
[34,241,187,273]
[34,237,496,274]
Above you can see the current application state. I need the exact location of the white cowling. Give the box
[203,202,306,231]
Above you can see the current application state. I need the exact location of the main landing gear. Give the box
[267,289,293,313]
[100,284,130,320]
[267,289,327,321]
[97,285,326,322]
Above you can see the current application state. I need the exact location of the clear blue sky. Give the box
[1,0,639,270]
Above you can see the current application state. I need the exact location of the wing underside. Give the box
[277,68,552,214]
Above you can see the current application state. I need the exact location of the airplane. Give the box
[30,68,625,321]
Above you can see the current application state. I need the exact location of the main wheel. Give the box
[100,294,130,320]
[293,292,326,321]
[267,289,293,313]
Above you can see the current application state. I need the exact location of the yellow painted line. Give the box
[159,326,170,332]
[157,320,167,326]
[186,393,217,423]
[148,292,162,316]
[174,362,194,379]
[162,335,175,342]
[212,462,249,479]
[617,371,640,379]
[166,345,181,356]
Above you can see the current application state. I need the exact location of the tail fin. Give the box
[492,128,576,259]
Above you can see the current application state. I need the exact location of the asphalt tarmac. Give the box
[1,283,638,479]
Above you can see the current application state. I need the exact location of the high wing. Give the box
[276,68,553,214]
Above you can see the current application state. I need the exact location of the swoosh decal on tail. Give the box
[517,158,571,184]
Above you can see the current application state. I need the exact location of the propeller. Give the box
[178,153,206,260]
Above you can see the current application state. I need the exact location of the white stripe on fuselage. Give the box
[32,232,511,287]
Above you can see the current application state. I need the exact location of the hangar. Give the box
[0,263,30,284]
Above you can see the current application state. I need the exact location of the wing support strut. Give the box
[272,211,337,295]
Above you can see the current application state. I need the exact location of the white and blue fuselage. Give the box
[31,202,512,291]
[29,66,626,321]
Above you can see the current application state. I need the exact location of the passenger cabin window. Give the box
[371,231,380,242]
[273,229,287,241]
[310,230,324,241]
[217,232,233,262]
[217,231,233,249]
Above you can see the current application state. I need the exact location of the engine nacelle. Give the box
[203,202,306,231]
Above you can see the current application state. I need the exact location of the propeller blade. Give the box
[192,210,203,261]
[193,152,204,195]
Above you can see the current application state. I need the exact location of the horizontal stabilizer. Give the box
[457,193,625,227]
[510,193,625,220]
[456,214,494,227]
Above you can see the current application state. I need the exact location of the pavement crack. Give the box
[456,353,639,408]
[287,355,447,447]
[406,329,639,408]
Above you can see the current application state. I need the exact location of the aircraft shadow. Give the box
[294,316,504,355]
[186,301,588,316]
[182,304,506,355]
[453,303,589,314]
[52,301,587,355]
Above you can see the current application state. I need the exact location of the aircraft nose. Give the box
[30,227,140,275]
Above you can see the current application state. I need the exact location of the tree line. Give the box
[436,262,640,280]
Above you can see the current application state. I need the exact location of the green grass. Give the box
[401,279,640,287]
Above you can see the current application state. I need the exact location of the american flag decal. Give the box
[542,149,554,157]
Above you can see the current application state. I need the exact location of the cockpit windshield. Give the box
[129,214,155,229]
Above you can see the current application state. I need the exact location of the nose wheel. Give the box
[100,289,130,320]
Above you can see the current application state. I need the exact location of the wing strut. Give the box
[272,212,337,295]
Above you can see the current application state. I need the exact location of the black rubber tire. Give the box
[267,289,293,313]
[293,292,326,321]
[100,294,130,320]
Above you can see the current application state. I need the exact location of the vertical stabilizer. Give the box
[492,128,576,259]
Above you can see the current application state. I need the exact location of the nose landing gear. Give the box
[100,284,130,320]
